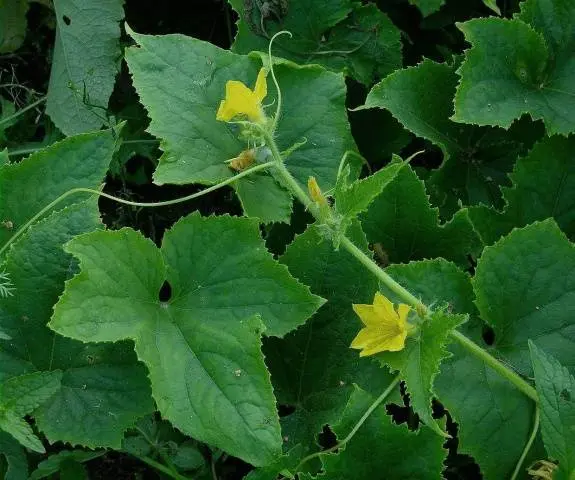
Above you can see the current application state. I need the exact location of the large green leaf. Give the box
[383,259,541,478]
[517,0,575,58]
[469,135,575,244]
[408,0,445,16]
[0,371,62,453]
[267,223,393,450]
[0,371,62,417]
[46,0,125,135]
[125,29,356,223]
[0,129,118,247]
[229,0,402,85]
[29,450,104,480]
[529,342,575,479]
[0,201,154,448]
[453,13,575,135]
[362,59,541,218]
[334,157,405,233]
[474,219,575,375]
[50,213,324,466]
[378,309,467,437]
[0,0,28,53]
[0,432,28,480]
[319,386,447,479]
[360,164,481,267]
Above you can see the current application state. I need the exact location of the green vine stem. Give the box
[510,407,540,480]
[450,330,538,402]
[0,161,275,258]
[134,454,192,480]
[0,95,47,129]
[260,128,539,405]
[293,376,401,474]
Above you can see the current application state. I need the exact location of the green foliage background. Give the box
[0,0,574,479]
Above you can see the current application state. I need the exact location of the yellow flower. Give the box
[307,176,328,206]
[350,292,412,357]
[216,68,268,123]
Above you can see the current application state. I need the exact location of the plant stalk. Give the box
[450,331,538,402]
[0,161,275,258]
[262,131,539,404]
[510,407,540,480]
[135,454,191,480]
[294,376,401,472]
[0,95,47,129]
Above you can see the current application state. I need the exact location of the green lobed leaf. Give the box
[529,341,575,479]
[334,156,404,232]
[474,219,575,375]
[362,58,542,218]
[0,413,44,453]
[360,163,481,267]
[319,385,447,479]
[517,0,575,58]
[408,0,445,16]
[0,201,154,448]
[125,29,356,223]
[0,149,7,166]
[469,135,575,245]
[0,0,28,54]
[453,16,575,135]
[29,450,104,480]
[382,259,541,478]
[0,371,62,452]
[0,129,118,248]
[0,432,28,480]
[377,309,467,437]
[267,222,393,450]
[234,172,293,225]
[229,0,402,85]
[245,445,303,480]
[58,460,88,480]
[0,371,62,417]
[50,213,324,466]
[46,0,125,135]
[482,0,501,15]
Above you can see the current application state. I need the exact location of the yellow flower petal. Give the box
[254,68,267,102]
[397,303,411,323]
[350,292,412,357]
[215,69,268,123]
[352,304,381,328]
[373,291,398,321]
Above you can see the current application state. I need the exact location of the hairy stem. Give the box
[294,376,401,472]
[0,161,275,257]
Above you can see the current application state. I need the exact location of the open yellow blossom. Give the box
[351,292,412,357]
[216,68,268,123]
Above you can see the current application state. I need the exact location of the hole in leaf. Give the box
[158,281,172,302]
[560,389,571,401]
[62,15,71,25]
[482,326,495,346]
[317,425,337,450]
[278,404,295,417]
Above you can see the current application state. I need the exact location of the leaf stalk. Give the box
[0,161,275,258]
[293,376,401,473]
[261,127,539,405]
